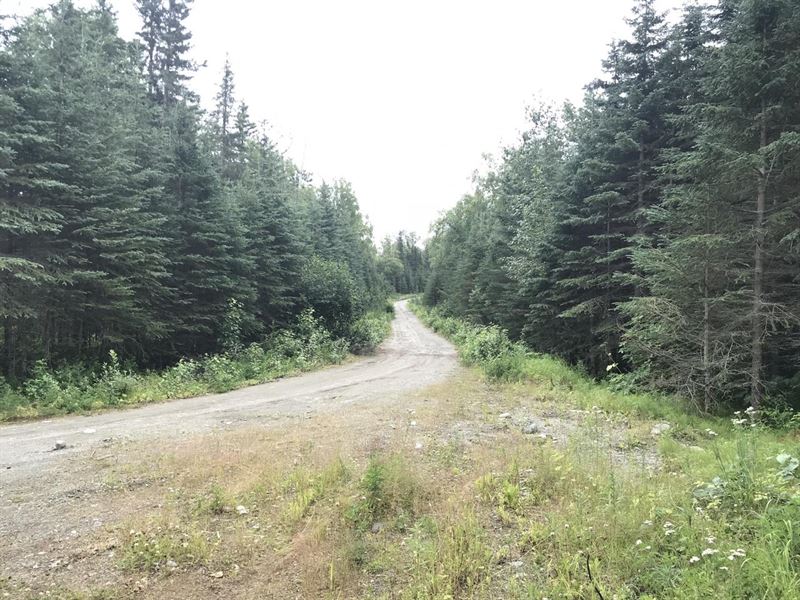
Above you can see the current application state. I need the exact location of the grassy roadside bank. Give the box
[408,302,800,598]
[0,308,393,422]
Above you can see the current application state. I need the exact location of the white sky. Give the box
[8,0,683,242]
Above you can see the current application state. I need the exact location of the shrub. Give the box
[0,305,360,420]
[238,343,270,380]
[482,345,529,382]
[156,358,202,397]
[460,325,514,366]
[94,350,139,405]
[22,360,62,405]
[347,311,392,355]
[201,354,239,392]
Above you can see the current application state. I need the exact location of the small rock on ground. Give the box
[522,421,541,435]
[650,423,671,436]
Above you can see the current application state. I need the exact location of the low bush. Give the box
[346,310,393,355]
[0,307,376,421]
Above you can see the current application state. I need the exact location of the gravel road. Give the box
[0,300,457,482]
[0,301,459,593]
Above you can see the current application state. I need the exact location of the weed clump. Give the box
[347,454,421,532]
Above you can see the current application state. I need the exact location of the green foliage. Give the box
[412,302,700,422]
[0,1,387,389]
[347,454,421,532]
[220,298,246,355]
[422,0,800,411]
[0,308,358,420]
[347,310,393,355]
[378,231,429,295]
[412,304,531,383]
[300,257,362,338]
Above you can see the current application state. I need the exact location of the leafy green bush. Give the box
[201,354,239,392]
[347,310,392,355]
[155,358,203,398]
[411,304,530,382]
[22,360,62,405]
[481,346,529,382]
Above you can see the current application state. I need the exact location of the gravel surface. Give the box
[0,301,457,481]
[0,301,459,591]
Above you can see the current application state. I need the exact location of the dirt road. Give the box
[0,301,457,481]
[0,301,462,595]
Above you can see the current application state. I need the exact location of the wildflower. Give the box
[689,556,700,564]
[642,520,652,526]
[744,406,756,415]
[719,566,729,571]
[645,545,651,550]
[635,539,643,546]
[701,548,718,557]
[731,418,747,426]
[705,536,716,545]
[733,410,741,416]
[727,548,746,560]
[705,429,718,437]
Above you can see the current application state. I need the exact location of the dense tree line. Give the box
[424,0,800,410]
[0,0,383,380]
[377,231,429,295]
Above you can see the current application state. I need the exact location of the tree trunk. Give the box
[703,263,711,413]
[637,138,645,235]
[2,318,14,380]
[750,98,767,408]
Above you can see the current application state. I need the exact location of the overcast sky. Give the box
[9,0,683,242]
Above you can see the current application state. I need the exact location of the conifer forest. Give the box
[1,0,415,388]
[1,2,800,598]
[424,0,800,411]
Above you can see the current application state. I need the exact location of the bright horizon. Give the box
[9,0,683,242]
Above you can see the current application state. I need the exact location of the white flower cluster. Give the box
[727,548,746,561]
[732,406,758,428]
[663,521,676,536]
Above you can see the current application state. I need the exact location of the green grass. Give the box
[407,301,800,599]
